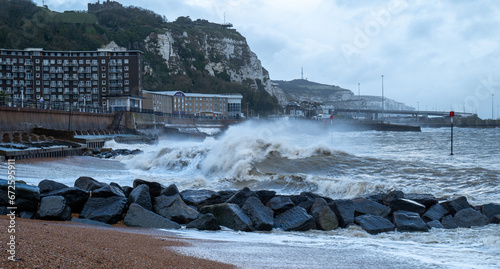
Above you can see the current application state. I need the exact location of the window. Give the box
[102,73,106,78]
[124,66,129,71]
[102,81,106,85]
[101,59,106,64]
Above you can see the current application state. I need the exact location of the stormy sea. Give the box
[6,120,500,268]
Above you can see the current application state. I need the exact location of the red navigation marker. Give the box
[449,111,455,117]
[330,115,334,120]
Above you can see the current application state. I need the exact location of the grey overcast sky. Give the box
[34,0,500,119]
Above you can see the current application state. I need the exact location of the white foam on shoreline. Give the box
[164,225,500,269]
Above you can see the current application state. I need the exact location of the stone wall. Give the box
[0,107,115,132]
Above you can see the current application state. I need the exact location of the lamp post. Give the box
[381,75,384,113]
[492,94,495,119]
[358,83,361,116]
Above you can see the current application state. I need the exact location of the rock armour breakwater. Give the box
[1,178,499,235]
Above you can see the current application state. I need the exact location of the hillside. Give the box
[0,0,280,115]
[273,79,353,104]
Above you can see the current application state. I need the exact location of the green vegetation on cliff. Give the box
[0,0,278,115]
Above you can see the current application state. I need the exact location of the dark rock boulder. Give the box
[36,196,71,221]
[161,184,179,196]
[426,220,444,229]
[354,215,395,235]
[128,184,152,211]
[310,198,338,231]
[74,176,106,191]
[274,206,316,231]
[297,199,314,212]
[92,184,125,198]
[80,196,127,224]
[300,192,333,204]
[122,186,133,198]
[242,197,274,231]
[388,199,426,215]
[441,215,458,229]
[38,180,68,194]
[382,190,404,206]
[0,189,8,206]
[20,211,35,219]
[124,203,181,229]
[266,196,295,216]
[441,196,471,216]
[256,190,276,205]
[71,218,112,227]
[367,193,385,204]
[200,203,253,231]
[480,203,500,222]
[154,194,199,224]
[454,208,489,228]
[133,179,162,197]
[423,203,449,222]
[186,213,221,231]
[329,199,355,228]
[181,189,220,209]
[404,193,438,208]
[1,180,40,210]
[41,187,89,213]
[290,195,309,206]
[226,187,258,207]
[353,198,391,218]
[14,197,39,212]
[0,206,8,215]
[492,215,500,224]
[212,190,237,204]
[392,210,429,232]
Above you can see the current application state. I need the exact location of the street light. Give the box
[381,75,384,111]
[492,94,495,119]
[358,82,361,116]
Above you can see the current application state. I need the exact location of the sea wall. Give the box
[0,107,115,131]
[1,178,499,234]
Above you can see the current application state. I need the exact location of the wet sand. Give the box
[0,216,234,268]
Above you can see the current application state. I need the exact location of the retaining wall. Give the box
[0,107,115,131]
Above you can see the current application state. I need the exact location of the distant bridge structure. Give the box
[334,108,475,119]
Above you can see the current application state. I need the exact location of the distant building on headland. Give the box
[88,0,123,13]
[143,91,243,118]
[0,47,143,112]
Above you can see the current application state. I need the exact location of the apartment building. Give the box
[143,91,243,118]
[0,48,143,111]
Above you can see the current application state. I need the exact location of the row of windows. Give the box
[0,79,130,86]
[0,50,133,57]
[0,58,130,65]
[0,86,130,93]
[0,65,131,74]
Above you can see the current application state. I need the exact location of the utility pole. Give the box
[492,94,495,119]
[301,67,304,80]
